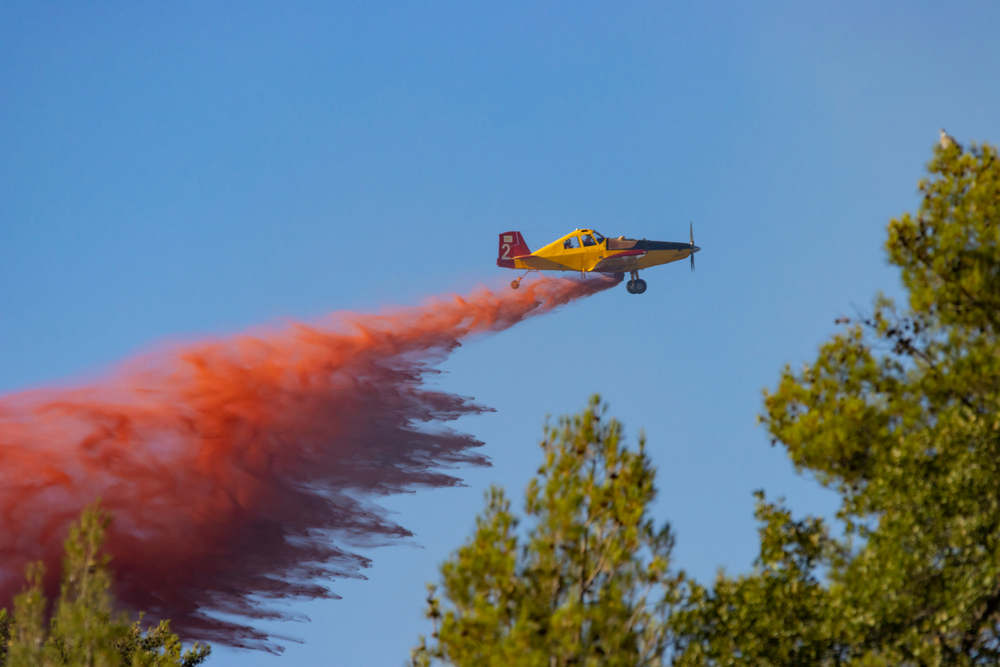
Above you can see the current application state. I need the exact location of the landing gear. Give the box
[626,279,647,294]
[510,270,531,290]
[626,271,647,295]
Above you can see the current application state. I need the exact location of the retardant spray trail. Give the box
[0,276,617,651]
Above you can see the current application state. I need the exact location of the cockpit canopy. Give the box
[562,229,606,249]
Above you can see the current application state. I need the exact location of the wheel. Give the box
[510,280,520,290]
[633,279,647,294]
[625,280,635,294]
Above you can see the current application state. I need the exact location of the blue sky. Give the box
[2,2,999,665]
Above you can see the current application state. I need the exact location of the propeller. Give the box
[690,222,696,272]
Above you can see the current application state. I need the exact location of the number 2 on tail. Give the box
[501,244,511,259]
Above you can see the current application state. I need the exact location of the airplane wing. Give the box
[592,250,646,273]
[514,254,573,271]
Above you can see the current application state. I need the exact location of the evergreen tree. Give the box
[417,139,1000,666]
[0,503,210,667]
[411,397,683,667]
[670,493,842,667]
[674,140,1000,665]
[0,610,9,666]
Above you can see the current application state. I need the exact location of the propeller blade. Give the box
[690,222,695,272]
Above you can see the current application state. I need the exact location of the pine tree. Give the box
[0,503,210,667]
[411,397,683,667]
[675,140,1000,665]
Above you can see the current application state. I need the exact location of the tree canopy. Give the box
[679,140,1000,666]
[416,139,1000,666]
[411,397,682,667]
[0,503,210,667]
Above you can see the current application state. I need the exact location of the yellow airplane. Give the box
[497,226,700,294]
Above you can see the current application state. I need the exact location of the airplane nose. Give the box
[692,246,701,253]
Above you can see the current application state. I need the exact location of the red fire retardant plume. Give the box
[0,276,617,651]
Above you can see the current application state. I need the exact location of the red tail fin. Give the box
[497,231,530,268]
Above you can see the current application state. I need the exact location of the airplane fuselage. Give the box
[497,228,700,294]
[502,230,697,273]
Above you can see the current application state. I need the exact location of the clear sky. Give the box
[2,2,999,665]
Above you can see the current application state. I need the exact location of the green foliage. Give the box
[671,493,846,667]
[0,610,9,666]
[0,502,210,667]
[411,396,683,667]
[675,140,1000,666]
[417,140,1000,666]
[9,563,49,667]
[115,619,209,667]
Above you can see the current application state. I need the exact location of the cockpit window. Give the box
[592,232,605,243]
[563,236,580,249]
[581,234,597,246]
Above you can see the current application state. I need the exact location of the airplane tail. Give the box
[497,231,530,268]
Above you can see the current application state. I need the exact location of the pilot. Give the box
[582,235,595,246]
[564,239,574,249]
